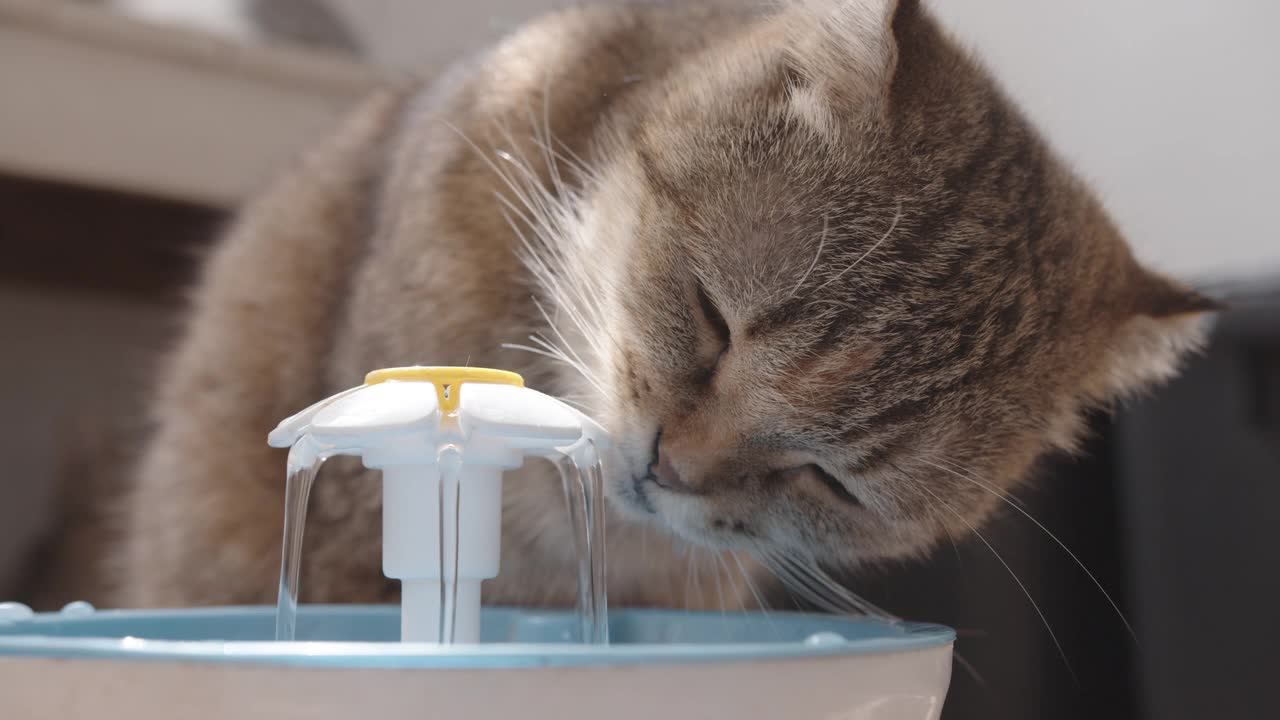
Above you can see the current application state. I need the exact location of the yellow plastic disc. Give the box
[363,366,524,413]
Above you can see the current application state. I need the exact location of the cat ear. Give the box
[781,0,906,114]
[1129,266,1225,319]
[1093,266,1224,401]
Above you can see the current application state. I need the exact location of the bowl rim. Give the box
[0,605,955,669]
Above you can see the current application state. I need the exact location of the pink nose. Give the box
[650,441,694,493]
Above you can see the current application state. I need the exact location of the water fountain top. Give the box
[269,366,609,644]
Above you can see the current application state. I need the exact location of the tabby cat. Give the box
[114,0,1216,610]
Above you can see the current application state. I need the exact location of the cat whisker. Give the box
[506,186,617,374]
[710,550,727,616]
[640,523,650,567]
[787,558,892,618]
[683,543,698,607]
[932,455,1032,512]
[442,120,554,229]
[552,134,595,177]
[501,340,607,399]
[497,202,594,353]
[528,300,609,394]
[447,118,617,403]
[713,553,731,613]
[729,550,779,639]
[530,82,566,202]
[493,124,568,233]
[527,278,609,379]
[936,505,965,566]
[875,478,962,560]
[952,651,988,690]
[549,395,591,412]
[786,213,828,301]
[527,331,588,377]
[730,551,771,613]
[756,548,846,615]
[758,552,846,615]
[537,133,598,185]
[696,545,716,607]
[694,547,708,609]
[760,549,895,619]
[493,191,541,237]
[813,202,902,293]
[912,479,1078,684]
[918,456,1137,644]
[529,136,595,190]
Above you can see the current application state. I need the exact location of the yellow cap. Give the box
[364,366,524,413]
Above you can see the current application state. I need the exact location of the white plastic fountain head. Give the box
[268,367,609,644]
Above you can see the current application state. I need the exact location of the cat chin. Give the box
[643,491,758,553]
[608,488,663,524]
[603,475,717,546]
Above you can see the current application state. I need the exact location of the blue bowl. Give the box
[0,606,955,719]
[0,605,951,668]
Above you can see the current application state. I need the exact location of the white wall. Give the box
[330,0,1280,285]
[98,0,1280,283]
[929,0,1280,285]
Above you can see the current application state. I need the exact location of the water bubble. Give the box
[804,631,846,647]
[59,601,95,617]
[0,602,34,623]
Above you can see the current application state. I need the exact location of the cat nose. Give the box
[649,438,694,493]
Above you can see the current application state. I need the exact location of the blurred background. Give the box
[1,1,1276,718]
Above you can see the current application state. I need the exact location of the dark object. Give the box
[0,173,221,300]
[1118,285,1280,720]
[828,284,1279,720]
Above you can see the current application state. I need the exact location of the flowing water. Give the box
[273,437,609,645]
[579,442,610,644]
[555,456,591,642]
[273,450,325,641]
[437,445,463,644]
[552,442,609,644]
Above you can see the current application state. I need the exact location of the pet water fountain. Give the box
[0,367,954,719]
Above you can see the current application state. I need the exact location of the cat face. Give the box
[540,0,1216,569]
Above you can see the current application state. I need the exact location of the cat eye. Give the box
[806,464,863,507]
[693,281,730,380]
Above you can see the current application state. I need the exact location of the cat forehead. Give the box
[632,98,834,195]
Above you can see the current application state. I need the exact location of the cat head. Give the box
[541,0,1219,568]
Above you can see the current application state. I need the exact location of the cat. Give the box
[109,0,1218,611]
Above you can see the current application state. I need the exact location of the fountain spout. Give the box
[267,366,609,644]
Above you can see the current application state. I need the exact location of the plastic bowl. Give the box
[0,604,953,719]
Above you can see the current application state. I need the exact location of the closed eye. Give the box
[693,281,730,381]
[848,441,897,474]
[807,464,863,507]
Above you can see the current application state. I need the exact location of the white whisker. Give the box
[710,551,728,616]
[730,551,770,613]
[787,213,828,300]
[815,203,902,292]
[919,457,1137,644]
[444,117,616,411]
[757,547,894,620]
[913,480,1078,683]
[953,651,988,689]
[730,551,778,639]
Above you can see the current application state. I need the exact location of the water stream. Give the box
[273,450,325,641]
[552,442,608,644]
[273,429,609,645]
[437,445,463,644]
